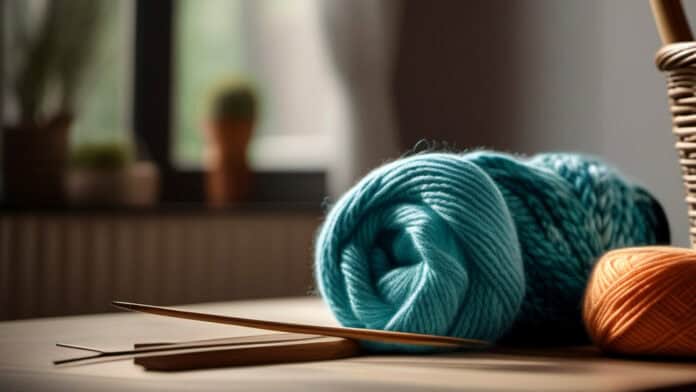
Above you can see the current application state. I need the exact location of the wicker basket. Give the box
[652,0,696,245]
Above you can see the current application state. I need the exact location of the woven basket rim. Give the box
[656,42,696,70]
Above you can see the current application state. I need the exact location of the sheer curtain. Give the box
[319,0,402,196]
[240,0,340,173]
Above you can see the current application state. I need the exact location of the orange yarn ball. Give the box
[584,246,696,357]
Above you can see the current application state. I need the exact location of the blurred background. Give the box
[0,0,690,320]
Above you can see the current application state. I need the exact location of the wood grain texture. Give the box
[1,298,695,391]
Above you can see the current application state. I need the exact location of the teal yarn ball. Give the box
[314,151,668,351]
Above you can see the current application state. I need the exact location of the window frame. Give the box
[132,0,325,204]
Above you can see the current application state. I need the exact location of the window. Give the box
[71,1,133,147]
[132,0,335,202]
[173,0,246,166]
[3,0,133,147]
[172,0,339,171]
[3,0,333,203]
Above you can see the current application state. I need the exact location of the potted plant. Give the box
[2,0,105,205]
[65,142,159,207]
[65,142,130,206]
[202,79,258,206]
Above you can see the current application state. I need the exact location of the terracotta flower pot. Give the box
[2,115,71,206]
[203,119,254,206]
[64,162,160,207]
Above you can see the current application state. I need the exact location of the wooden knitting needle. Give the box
[112,301,490,349]
[133,335,361,371]
[651,0,693,44]
[54,333,323,366]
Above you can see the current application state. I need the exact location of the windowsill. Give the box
[0,201,323,216]
[1,169,328,213]
[158,169,327,204]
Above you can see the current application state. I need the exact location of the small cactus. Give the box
[208,80,258,122]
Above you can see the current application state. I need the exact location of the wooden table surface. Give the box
[1,297,695,392]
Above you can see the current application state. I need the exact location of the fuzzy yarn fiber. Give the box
[315,151,669,351]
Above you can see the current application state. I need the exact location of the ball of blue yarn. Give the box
[314,151,668,351]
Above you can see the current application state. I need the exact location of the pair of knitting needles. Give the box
[54,301,490,366]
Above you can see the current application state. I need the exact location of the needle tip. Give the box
[112,301,134,310]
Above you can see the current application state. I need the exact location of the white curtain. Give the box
[319,0,402,196]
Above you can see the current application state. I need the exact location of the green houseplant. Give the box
[65,142,128,206]
[65,142,159,206]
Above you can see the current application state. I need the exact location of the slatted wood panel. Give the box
[0,211,320,320]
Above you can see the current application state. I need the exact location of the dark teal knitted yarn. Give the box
[314,151,668,351]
